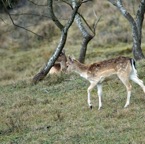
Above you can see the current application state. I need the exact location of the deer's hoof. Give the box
[90,105,93,109]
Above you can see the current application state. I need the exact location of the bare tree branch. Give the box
[47,0,64,30]
[81,0,93,3]
[2,0,45,39]
[32,0,83,84]
[10,13,70,21]
[28,0,48,6]
[8,13,44,38]
[62,0,101,36]
[57,0,100,63]
[92,9,102,36]
[108,0,117,6]
[62,0,95,35]
[108,0,144,60]
[10,13,51,19]
[64,0,101,63]
[71,0,95,63]
[136,0,145,44]
[0,17,6,24]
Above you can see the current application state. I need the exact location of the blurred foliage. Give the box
[0,0,144,51]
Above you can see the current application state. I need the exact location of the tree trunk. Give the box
[32,1,82,84]
[32,31,67,84]
[72,0,93,63]
[108,0,144,60]
[79,36,93,62]
[124,12,144,60]
[136,0,145,45]
[47,0,64,31]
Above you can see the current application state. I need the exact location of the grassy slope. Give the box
[0,43,145,144]
[1,1,145,143]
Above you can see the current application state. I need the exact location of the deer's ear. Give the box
[68,56,74,63]
[62,49,65,54]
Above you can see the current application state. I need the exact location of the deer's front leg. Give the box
[87,82,96,109]
[97,83,102,110]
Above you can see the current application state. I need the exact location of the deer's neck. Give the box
[60,61,67,71]
[74,62,89,79]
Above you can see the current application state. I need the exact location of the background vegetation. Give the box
[0,0,145,143]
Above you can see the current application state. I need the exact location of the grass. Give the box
[0,43,145,143]
[1,1,145,143]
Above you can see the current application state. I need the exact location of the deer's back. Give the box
[88,56,131,77]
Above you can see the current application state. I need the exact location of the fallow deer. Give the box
[67,56,145,110]
[49,50,67,74]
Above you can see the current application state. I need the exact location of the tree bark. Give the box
[136,0,145,45]
[72,0,93,63]
[79,36,93,63]
[47,0,64,30]
[108,0,144,60]
[32,0,82,84]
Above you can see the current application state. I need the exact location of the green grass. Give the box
[1,1,145,143]
[0,43,145,143]
[1,73,145,144]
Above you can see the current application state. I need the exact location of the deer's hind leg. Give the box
[130,71,145,93]
[118,74,132,108]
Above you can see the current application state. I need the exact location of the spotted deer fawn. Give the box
[67,56,145,110]
[49,50,67,74]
